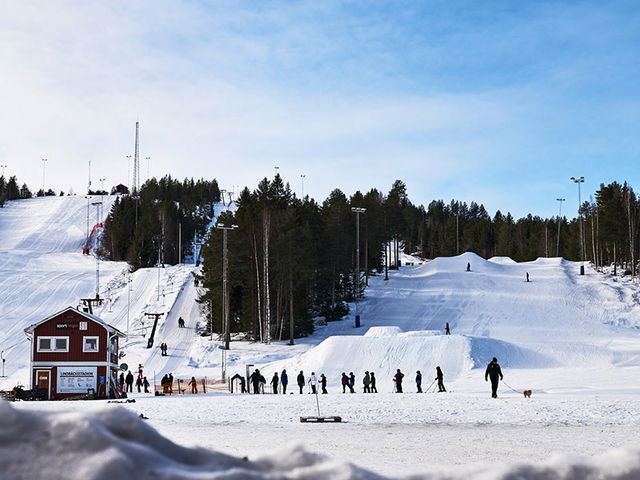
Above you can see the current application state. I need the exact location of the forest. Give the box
[196,177,639,343]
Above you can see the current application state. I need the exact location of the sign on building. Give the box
[56,366,97,393]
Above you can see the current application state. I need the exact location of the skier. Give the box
[308,372,318,394]
[341,372,349,393]
[526,272,530,282]
[485,357,504,398]
[394,369,404,393]
[271,372,279,394]
[348,372,356,393]
[280,369,288,394]
[363,371,371,393]
[125,371,134,392]
[178,317,185,328]
[416,370,422,393]
[160,343,165,356]
[370,372,378,393]
[436,366,446,392]
[445,322,451,335]
[466,262,471,272]
[250,369,263,394]
[142,376,150,393]
[188,376,198,394]
[320,374,328,394]
[135,376,142,393]
[297,370,305,394]
[138,364,144,379]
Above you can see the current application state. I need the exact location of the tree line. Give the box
[0,175,33,206]
[197,177,640,343]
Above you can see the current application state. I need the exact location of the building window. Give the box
[83,336,99,352]
[80,321,88,331]
[37,336,69,352]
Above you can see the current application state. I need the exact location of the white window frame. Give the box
[83,336,100,353]
[37,336,69,352]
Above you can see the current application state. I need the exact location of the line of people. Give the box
[247,366,448,394]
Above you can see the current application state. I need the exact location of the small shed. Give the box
[24,306,125,400]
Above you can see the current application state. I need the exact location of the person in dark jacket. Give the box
[348,372,356,393]
[466,262,471,272]
[436,366,446,392]
[370,372,378,393]
[168,373,174,394]
[415,371,422,393]
[125,371,134,392]
[445,322,451,335]
[271,372,279,394]
[394,369,404,393]
[485,357,503,398]
[119,372,125,393]
[320,374,328,394]
[297,371,305,394]
[363,371,371,393]
[280,370,288,394]
[135,376,142,393]
[341,372,349,393]
[142,376,150,393]
[250,369,263,394]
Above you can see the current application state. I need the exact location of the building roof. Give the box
[24,306,126,337]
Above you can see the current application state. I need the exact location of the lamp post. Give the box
[274,166,279,177]
[91,201,103,298]
[351,207,366,328]
[300,174,306,199]
[570,176,585,262]
[126,155,132,190]
[216,224,238,350]
[556,198,565,257]
[0,350,5,377]
[41,158,48,192]
[0,165,6,177]
[145,157,150,182]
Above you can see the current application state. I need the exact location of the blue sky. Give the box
[1,0,638,217]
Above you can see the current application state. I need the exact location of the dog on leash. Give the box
[523,389,532,398]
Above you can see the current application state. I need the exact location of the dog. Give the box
[523,389,532,398]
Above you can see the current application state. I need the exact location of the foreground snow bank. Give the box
[3,400,640,480]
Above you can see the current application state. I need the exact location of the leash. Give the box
[501,380,523,394]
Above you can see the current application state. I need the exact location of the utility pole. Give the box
[351,207,366,328]
[570,176,585,262]
[126,272,131,339]
[556,198,565,257]
[41,158,48,192]
[133,121,140,196]
[216,224,238,350]
[456,213,460,255]
[91,201,103,298]
[87,160,91,193]
[146,156,150,182]
[178,222,182,264]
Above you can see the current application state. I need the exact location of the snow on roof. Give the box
[24,306,126,337]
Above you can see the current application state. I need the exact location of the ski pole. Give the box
[425,379,436,393]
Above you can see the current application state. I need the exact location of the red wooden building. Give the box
[24,306,125,400]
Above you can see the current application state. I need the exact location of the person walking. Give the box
[142,376,150,393]
[135,376,142,393]
[445,322,451,335]
[341,372,349,393]
[271,372,279,394]
[308,372,318,394]
[320,374,328,394]
[370,372,378,393]
[280,369,288,394]
[297,370,305,394]
[485,357,503,398]
[188,376,198,394]
[436,366,446,392]
[348,372,356,393]
[394,369,404,393]
[415,370,422,393]
[250,369,263,394]
[363,371,371,393]
[526,272,530,282]
[125,371,134,393]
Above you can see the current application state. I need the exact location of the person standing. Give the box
[348,372,356,393]
[485,357,503,398]
[363,371,371,393]
[142,376,150,393]
[271,372,279,394]
[370,372,378,393]
[526,272,530,282]
[138,364,144,380]
[415,371,422,393]
[119,372,125,393]
[466,262,471,272]
[168,373,174,394]
[436,366,446,392]
[280,369,288,394]
[297,370,305,394]
[445,322,451,335]
[394,369,404,393]
[320,374,328,394]
[250,369,262,394]
[135,376,142,393]
[308,372,318,394]
[188,376,198,394]
[341,372,349,393]
[125,371,134,393]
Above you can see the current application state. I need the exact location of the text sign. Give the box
[56,323,79,329]
[56,366,97,393]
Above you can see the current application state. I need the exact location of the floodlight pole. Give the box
[351,207,366,328]
[41,158,48,192]
[556,198,565,257]
[91,201,103,298]
[570,176,585,261]
[216,224,238,350]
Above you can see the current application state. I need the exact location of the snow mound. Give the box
[364,326,403,337]
[488,256,517,264]
[3,401,640,480]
